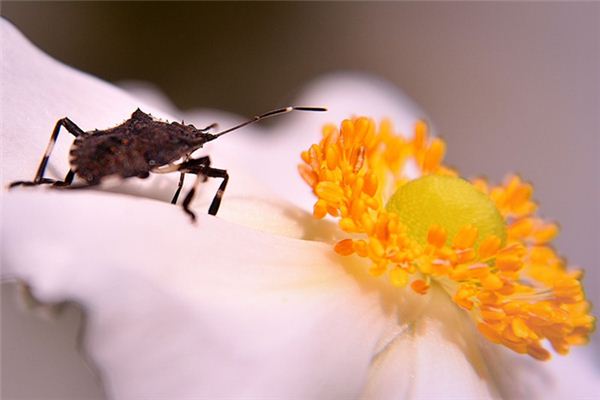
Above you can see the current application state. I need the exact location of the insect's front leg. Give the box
[9,118,84,188]
[171,173,186,205]
[170,154,194,205]
[169,156,211,221]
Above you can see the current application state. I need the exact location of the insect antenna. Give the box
[206,106,326,141]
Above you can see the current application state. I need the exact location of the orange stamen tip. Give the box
[422,138,446,172]
[478,235,501,259]
[482,274,504,291]
[334,239,355,256]
[453,224,479,249]
[313,200,328,219]
[411,279,429,295]
[427,225,447,248]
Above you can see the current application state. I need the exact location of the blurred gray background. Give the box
[1,2,598,399]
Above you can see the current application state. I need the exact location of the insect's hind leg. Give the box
[9,169,76,188]
[10,118,84,188]
[34,118,83,183]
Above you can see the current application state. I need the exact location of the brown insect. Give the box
[10,106,326,221]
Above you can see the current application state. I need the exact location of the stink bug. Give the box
[10,106,326,221]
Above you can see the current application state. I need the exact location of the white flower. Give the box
[1,19,598,399]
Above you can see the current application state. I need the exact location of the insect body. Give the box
[72,109,204,183]
[10,106,326,221]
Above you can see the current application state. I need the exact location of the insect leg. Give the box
[204,168,229,216]
[27,169,76,187]
[63,169,76,185]
[181,176,201,222]
[34,118,84,183]
[170,173,186,204]
[180,165,229,218]
[177,156,211,221]
[172,156,228,220]
[10,118,84,188]
[9,172,75,188]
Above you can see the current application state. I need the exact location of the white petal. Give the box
[1,191,413,398]
[480,341,600,399]
[362,285,600,400]
[540,350,600,399]
[362,286,499,399]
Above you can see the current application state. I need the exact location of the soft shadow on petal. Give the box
[213,194,346,241]
[1,190,415,398]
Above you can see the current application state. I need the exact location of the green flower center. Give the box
[386,175,506,247]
